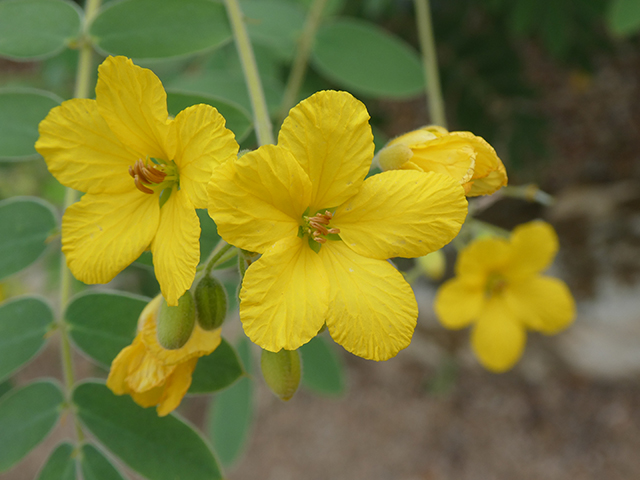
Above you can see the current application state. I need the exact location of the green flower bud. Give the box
[195,274,227,331]
[156,291,196,350]
[417,249,446,281]
[260,348,301,401]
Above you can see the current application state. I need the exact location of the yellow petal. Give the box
[208,145,311,253]
[503,276,575,334]
[454,236,511,286]
[335,170,468,260]
[452,132,508,196]
[151,190,200,306]
[173,104,238,209]
[434,278,484,329]
[131,386,164,409]
[62,190,159,285]
[36,98,137,194]
[126,351,175,392]
[95,56,173,160]
[506,221,559,279]
[320,242,417,361]
[239,236,329,352]
[471,298,526,373]
[408,135,477,185]
[139,294,221,364]
[278,90,374,211]
[106,336,146,395]
[156,357,198,416]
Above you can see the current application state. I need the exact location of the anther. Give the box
[129,159,167,194]
[307,210,340,243]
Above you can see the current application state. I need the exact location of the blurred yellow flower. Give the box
[208,90,468,361]
[36,56,239,305]
[434,221,575,372]
[107,295,221,416]
[375,125,507,196]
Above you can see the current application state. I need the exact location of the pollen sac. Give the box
[194,274,227,331]
[156,291,196,350]
[260,348,301,402]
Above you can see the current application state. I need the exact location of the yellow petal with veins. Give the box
[62,190,159,285]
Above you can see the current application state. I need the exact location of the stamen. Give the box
[306,210,340,243]
[129,159,168,194]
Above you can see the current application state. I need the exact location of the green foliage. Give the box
[300,335,346,396]
[189,339,245,393]
[0,0,81,60]
[0,89,62,161]
[208,338,254,468]
[0,380,64,472]
[167,91,253,142]
[242,0,307,61]
[73,381,223,480]
[0,296,53,382]
[36,442,75,480]
[89,0,232,60]
[608,0,640,36]
[80,443,126,480]
[0,196,57,279]
[312,18,425,99]
[66,291,147,367]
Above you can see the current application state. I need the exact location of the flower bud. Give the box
[156,291,196,350]
[260,348,301,401]
[194,274,227,331]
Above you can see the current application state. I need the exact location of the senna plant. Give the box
[0,0,580,478]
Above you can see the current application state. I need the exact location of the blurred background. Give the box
[1,0,640,478]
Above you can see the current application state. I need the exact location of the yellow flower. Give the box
[35,56,239,306]
[107,295,221,416]
[434,221,576,372]
[375,125,508,196]
[208,91,468,361]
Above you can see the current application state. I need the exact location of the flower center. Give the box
[303,210,340,244]
[485,272,507,298]
[129,158,179,207]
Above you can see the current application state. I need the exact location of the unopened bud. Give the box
[260,348,301,401]
[156,291,195,350]
[195,274,227,330]
[417,249,446,281]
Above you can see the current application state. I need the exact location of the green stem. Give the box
[224,0,274,146]
[58,0,102,445]
[414,0,447,128]
[278,0,328,123]
[204,242,236,277]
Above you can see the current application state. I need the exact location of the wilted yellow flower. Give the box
[36,56,239,305]
[107,295,221,416]
[375,125,507,196]
[434,221,575,372]
[208,90,468,361]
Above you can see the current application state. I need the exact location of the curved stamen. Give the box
[307,210,340,243]
[129,159,167,194]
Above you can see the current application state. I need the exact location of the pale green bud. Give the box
[417,249,446,281]
[195,274,227,331]
[156,291,196,350]
[260,348,301,401]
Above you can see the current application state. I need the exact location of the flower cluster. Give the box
[36,56,574,413]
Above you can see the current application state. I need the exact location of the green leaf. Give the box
[90,0,232,60]
[300,334,346,396]
[608,0,640,36]
[0,379,12,399]
[166,90,253,142]
[190,339,244,394]
[66,291,148,367]
[73,381,222,480]
[312,18,425,99]
[0,380,64,472]
[0,0,81,60]
[0,196,57,280]
[81,444,125,480]
[208,337,254,467]
[241,0,306,60]
[36,442,75,480]
[0,88,63,161]
[0,296,54,382]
